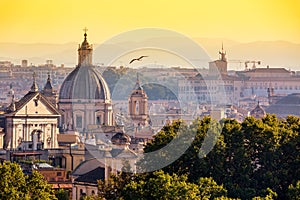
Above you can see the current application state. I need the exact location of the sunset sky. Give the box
[1,0,300,44]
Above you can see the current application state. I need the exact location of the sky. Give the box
[0,0,300,44]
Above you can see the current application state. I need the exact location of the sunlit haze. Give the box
[1,0,300,44]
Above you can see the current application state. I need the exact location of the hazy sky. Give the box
[1,0,300,44]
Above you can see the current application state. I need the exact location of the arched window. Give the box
[136,101,139,114]
[76,115,82,128]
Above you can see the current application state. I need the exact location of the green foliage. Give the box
[0,161,57,200]
[81,195,100,200]
[26,171,57,200]
[139,115,300,199]
[252,188,277,200]
[287,180,300,200]
[86,114,299,200]
[55,189,69,200]
[0,161,29,200]
[197,177,227,199]
[95,170,226,200]
[97,170,134,200]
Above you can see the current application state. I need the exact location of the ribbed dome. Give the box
[111,132,131,145]
[59,65,111,100]
[250,103,266,117]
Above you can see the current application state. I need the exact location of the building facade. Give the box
[3,74,60,150]
[178,47,300,106]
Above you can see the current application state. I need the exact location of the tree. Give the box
[197,177,227,200]
[0,161,29,200]
[0,161,57,200]
[55,189,69,200]
[252,188,277,200]
[139,115,300,199]
[26,170,57,200]
[127,170,200,200]
[82,115,300,199]
[287,180,300,200]
[95,170,227,200]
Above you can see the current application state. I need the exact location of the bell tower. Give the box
[209,43,228,75]
[78,27,93,66]
[128,74,149,127]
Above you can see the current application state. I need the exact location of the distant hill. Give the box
[1,39,300,70]
[227,40,300,69]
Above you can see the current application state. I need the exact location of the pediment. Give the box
[13,92,60,116]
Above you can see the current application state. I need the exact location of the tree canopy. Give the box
[0,161,57,200]
[138,115,299,199]
[82,115,300,199]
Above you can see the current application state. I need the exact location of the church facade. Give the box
[3,73,60,150]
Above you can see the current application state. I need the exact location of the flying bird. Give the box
[129,56,148,64]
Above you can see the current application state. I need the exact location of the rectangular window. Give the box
[96,116,101,125]
[76,115,82,128]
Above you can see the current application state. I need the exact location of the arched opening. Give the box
[31,129,43,150]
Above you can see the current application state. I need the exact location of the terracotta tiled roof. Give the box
[245,68,290,73]
[266,93,300,117]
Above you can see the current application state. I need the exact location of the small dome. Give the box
[250,102,266,118]
[59,65,111,100]
[111,132,131,145]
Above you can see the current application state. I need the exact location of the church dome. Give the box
[250,102,266,118]
[59,65,111,100]
[111,132,131,145]
[59,30,110,100]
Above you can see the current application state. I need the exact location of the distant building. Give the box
[72,131,138,200]
[35,163,72,194]
[178,47,241,105]
[0,61,13,68]
[266,93,300,118]
[21,60,28,68]
[178,46,300,106]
